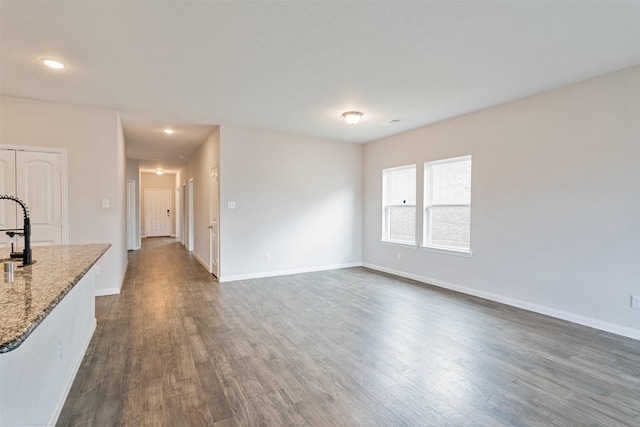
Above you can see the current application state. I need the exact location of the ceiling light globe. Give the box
[343,111,363,125]
[41,58,65,69]
[156,169,164,175]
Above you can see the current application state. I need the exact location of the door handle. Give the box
[208,225,213,229]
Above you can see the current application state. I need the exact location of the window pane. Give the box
[431,159,471,205]
[388,167,416,205]
[429,206,470,249]
[389,206,415,243]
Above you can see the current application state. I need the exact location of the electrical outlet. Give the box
[632,295,640,309]
[57,342,62,361]
[95,265,101,276]
[397,252,401,260]
[266,252,271,262]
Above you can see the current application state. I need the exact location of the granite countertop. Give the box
[0,244,110,353]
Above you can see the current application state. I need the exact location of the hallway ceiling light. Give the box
[342,111,363,125]
[163,129,174,134]
[41,58,65,69]
[156,169,164,175]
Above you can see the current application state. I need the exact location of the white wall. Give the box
[219,125,362,281]
[0,96,128,295]
[363,66,640,338]
[185,127,220,268]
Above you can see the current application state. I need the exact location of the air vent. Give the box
[382,119,401,126]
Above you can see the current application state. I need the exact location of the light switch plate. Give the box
[228,201,236,209]
[101,199,109,208]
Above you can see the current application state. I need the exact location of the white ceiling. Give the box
[1,1,638,173]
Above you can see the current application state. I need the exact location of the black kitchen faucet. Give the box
[0,195,33,266]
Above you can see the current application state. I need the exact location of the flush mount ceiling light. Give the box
[40,58,65,69]
[342,111,363,125]
[163,129,174,134]
[156,169,164,175]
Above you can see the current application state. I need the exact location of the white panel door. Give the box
[16,150,63,246]
[0,149,63,249]
[0,150,17,248]
[145,188,171,237]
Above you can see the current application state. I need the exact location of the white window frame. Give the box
[382,164,416,245]
[423,155,472,255]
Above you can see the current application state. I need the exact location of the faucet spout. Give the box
[0,195,33,266]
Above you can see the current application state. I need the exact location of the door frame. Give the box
[209,166,220,278]
[175,188,180,241]
[188,178,194,252]
[182,183,186,246]
[0,144,69,244]
[126,180,136,250]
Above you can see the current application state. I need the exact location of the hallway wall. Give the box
[185,127,220,269]
[218,125,362,281]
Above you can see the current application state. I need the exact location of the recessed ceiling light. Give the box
[156,169,164,175]
[342,111,363,125]
[41,58,65,69]
[163,129,174,134]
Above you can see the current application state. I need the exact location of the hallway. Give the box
[58,238,640,426]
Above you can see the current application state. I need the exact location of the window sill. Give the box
[380,240,418,249]
[420,245,472,257]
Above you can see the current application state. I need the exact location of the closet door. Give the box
[16,150,63,246]
[0,150,17,248]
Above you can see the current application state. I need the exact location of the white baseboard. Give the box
[95,287,120,296]
[362,263,640,341]
[46,317,96,426]
[219,262,363,283]
[192,251,210,273]
[94,260,128,296]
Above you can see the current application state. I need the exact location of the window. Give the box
[424,156,471,252]
[382,165,416,244]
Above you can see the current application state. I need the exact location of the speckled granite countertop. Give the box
[0,244,110,353]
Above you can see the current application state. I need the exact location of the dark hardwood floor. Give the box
[58,238,640,426]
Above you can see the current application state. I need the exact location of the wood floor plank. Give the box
[57,237,640,426]
[92,400,120,427]
[194,360,234,422]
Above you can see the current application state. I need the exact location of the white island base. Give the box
[0,264,98,426]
